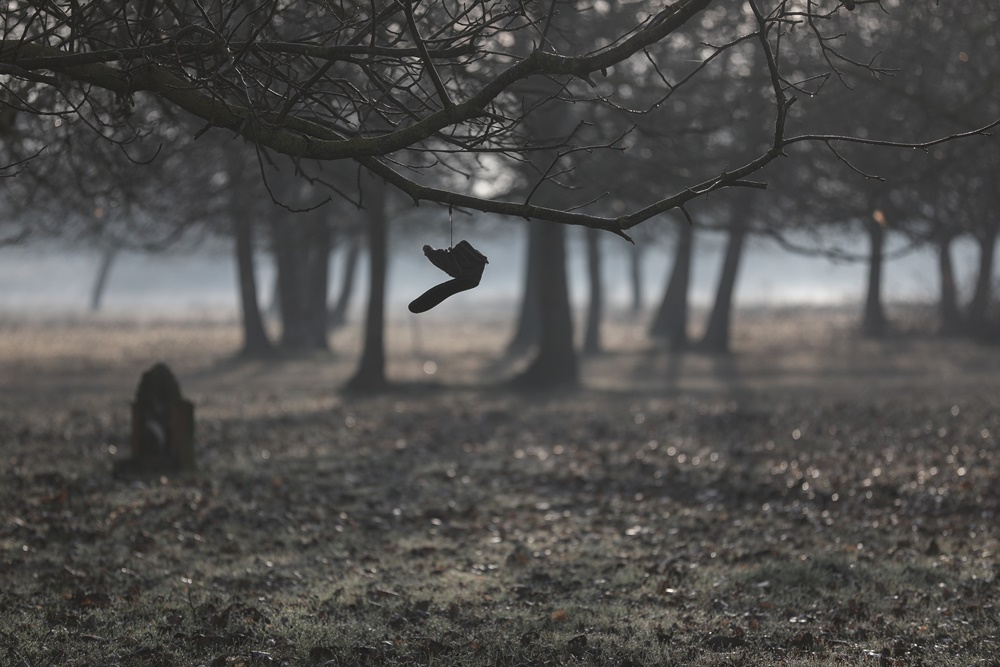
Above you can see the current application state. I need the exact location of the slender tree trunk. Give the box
[267,269,281,317]
[513,221,578,388]
[582,227,603,355]
[629,242,643,315]
[90,247,117,312]
[700,219,746,354]
[936,231,963,336]
[965,226,997,338]
[233,214,273,357]
[650,219,693,350]
[506,222,542,355]
[302,218,331,349]
[224,15,272,357]
[329,228,361,330]
[272,219,308,349]
[346,175,389,392]
[862,218,887,338]
[227,147,273,357]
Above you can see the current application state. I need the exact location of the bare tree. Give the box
[5,1,995,238]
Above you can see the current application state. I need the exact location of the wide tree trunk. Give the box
[650,219,693,350]
[936,231,964,336]
[513,221,578,388]
[346,175,389,392]
[506,222,542,355]
[700,218,746,354]
[965,225,997,339]
[329,228,361,330]
[271,210,331,351]
[861,218,887,338]
[582,227,603,355]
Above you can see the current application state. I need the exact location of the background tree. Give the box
[7,1,991,235]
[759,0,1000,339]
[5,0,1000,388]
[346,172,391,393]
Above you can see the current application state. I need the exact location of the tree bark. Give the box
[861,218,887,338]
[346,174,389,392]
[233,214,273,357]
[965,225,997,339]
[303,217,332,348]
[513,221,578,388]
[506,222,542,355]
[700,218,746,354]
[329,227,361,330]
[271,209,331,351]
[582,227,603,355]
[227,148,273,358]
[650,219,693,350]
[936,231,963,336]
[272,219,307,349]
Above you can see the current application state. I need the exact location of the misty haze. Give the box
[2,1,998,666]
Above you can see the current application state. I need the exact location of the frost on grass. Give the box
[1,310,998,666]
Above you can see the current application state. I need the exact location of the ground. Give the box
[1,307,998,666]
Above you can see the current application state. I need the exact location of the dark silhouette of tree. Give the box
[649,218,694,350]
[328,225,362,331]
[346,173,390,393]
[6,1,992,238]
[582,227,604,355]
[760,0,1000,340]
[506,223,543,357]
[700,198,752,352]
[89,247,118,312]
[510,221,578,388]
[6,0,1000,386]
[227,147,273,357]
[860,210,889,338]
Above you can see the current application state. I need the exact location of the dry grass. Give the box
[1,307,999,666]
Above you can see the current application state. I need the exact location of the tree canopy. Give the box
[2,0,997,238]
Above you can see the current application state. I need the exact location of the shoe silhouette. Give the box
[409,240,488,313]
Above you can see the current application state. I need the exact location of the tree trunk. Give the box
[582,227,603,355]
[272,219,308,349]
[89,247,117,312]
[650,219,693,350]
[271,211,331,351]
[227,147,273,358]
[302,218,332,349]
[629,242,643,315]
[513,221,578,388]
[965,226,997,338]
[506,222,542,355]
[233,214,273,357]
[936,231,963,336]
[329,228,361,330]
[346,175,389,392]
[700,219,746,354]
[861,218,887,338]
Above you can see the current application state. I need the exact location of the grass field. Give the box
[2,308,998,666]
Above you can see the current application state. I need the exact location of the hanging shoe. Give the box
[409,240,488,313]
[422,240,488,280]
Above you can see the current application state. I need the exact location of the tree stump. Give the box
[114,362,195,477]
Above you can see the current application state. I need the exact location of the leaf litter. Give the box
[1,310,999,666]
